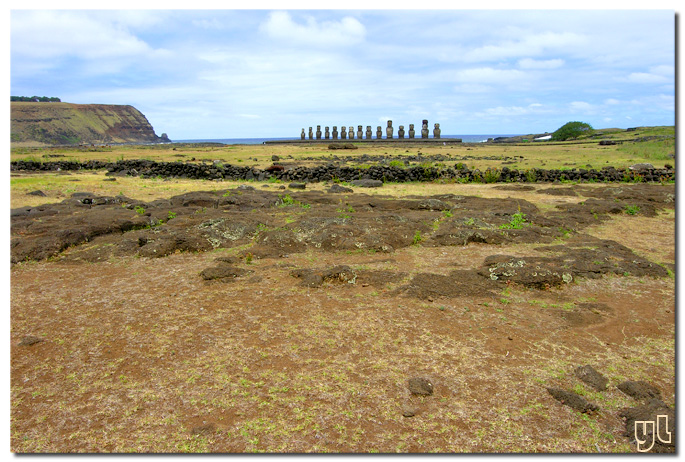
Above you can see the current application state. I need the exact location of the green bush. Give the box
[552,121,594,141]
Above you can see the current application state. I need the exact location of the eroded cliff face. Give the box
[11,102,167,146]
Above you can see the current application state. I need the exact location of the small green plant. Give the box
[499,211,527,229]
[245,252,253,264]
[442,210,453,218]
[279,194,295,206]
[483,168,501,183]
[167,211,177,220]
[465,217,475,226]
[134,205,145,215]
[389,160,405,168]
[412,231,423,245]
[624,205,640,215]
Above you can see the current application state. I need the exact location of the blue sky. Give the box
[9,7,676,139]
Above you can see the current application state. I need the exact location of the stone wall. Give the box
[10,159,675,184]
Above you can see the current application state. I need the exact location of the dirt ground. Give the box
[10,179,675,453]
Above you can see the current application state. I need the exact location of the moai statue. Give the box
[433,123,441,139]
[386,120,394,139]
[349,126,355,140]
[357,125,363,140]
[421,120,429,139]
[324,126,330,140]
[316,125,322,140]
[301,128,306,140]
[408,124,415,139]
[366,126,372,139]
[398,125,405,139]
[308,127,313,140]
[376,126,383,139]
[341,126,347,139]
[332,126,338,140]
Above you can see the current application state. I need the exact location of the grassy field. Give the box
[9,127,676,453]
[10,126,675,173]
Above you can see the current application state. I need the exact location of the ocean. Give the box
[173,134,521,145]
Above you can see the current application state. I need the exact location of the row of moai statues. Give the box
[301,120,441,140]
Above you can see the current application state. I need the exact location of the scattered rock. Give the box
[629,163,655,171]
[200,264,252,281]
[402,407,417,418]
[546,387,599,413]
[288,182,306,190]
[408,377,433,396]
[328,184,354,194]
[290,265,357,287]
[18,335,44,346]
[27,190,47,197]
[190,423,216,436]
[575,365,609,391]
[617,380,662,401]
[271,155,280,161]
[350,179,383,188]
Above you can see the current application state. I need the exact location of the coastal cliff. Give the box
[11,102,169,146]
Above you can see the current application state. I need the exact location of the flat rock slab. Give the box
[200,264,253,281]
[575,365,609,391]
[547,387,599,413]
[617,380,662,401]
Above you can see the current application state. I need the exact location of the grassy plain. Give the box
[11,126,675,173]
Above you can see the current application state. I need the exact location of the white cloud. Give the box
[626,72,670,84]
[463,31,586,62]
[11,10,155,60]
[259,11,365,47]
[453,67,527,84]
[569,101,595,113]
[518,58,564,69]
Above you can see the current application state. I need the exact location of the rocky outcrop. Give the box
[11,102,167,146]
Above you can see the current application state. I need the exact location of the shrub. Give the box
[552,121,594,141]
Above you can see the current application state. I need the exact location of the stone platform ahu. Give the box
[301,119,443,141]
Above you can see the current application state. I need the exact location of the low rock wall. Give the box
[10,159,674,183]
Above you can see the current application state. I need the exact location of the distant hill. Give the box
[11,102,169,146]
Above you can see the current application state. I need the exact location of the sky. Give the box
[9,6,677,139]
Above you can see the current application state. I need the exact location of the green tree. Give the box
[552,121,594,141]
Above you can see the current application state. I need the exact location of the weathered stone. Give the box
[398,125,405,139]
[575,365,609,391]
[350,179,383,188]
[328,184,354,194]
[386,120,393,139]
[332,126,338,140]
[408,377,433,396]
[366,126,372,139]
[376,126,383,139]
[547,387,599,413]
[421,120,429,139]
[18,335,44,346]
[348,126,354,140]
[315,125,322,140]
[301,128,305,140]
[288,182,306,190]
[433,123,441,139]
[409,124,415,139]
[617,381,662,401]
